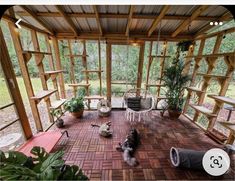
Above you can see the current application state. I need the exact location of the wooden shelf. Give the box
[148,55,171,58]
[22,51,52,55]
[82,70,103,73]
[44,70,65,75]
[84,96,105,100]
[186,86,205,93]
[182,113,193,122]
[189,104,217,117]
[65,54,88,58]
[50,99,67,109]
[208,95,235,106]
[197,72,228,79]
[186,52,234,59]
[31,90,57,101]
[205,129,227,143]
[68,83,90,87]
[111,81,136,85]
[145,83,164,87]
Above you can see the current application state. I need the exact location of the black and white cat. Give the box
[116,128,140,166]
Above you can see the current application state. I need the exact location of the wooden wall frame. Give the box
[0,27,32,139]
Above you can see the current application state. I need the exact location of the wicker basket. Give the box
[97,100,111,117]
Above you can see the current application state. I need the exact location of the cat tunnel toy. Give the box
[170,147,205,170]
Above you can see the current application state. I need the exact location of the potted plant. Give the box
[64,96,85,118]
[161,59,191,119]
[177,40,193,51]
[51,109,64,128]
[0,146,88,180]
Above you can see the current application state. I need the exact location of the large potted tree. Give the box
[161,59,191,119]
[64,96,85,118]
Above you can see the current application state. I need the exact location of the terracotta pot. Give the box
[168,109,181,119]
[71,109,84,118]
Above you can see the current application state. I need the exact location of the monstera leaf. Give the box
[58,165,88,180]
[0,164,37,180]
[0,147,88,181]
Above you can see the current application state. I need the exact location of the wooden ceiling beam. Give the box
[171,5,209,38]
[55,5,79,36]
[125,5,135,36]
[93,5,103,35]
[56,32,193,42]
[20,5,54,35]
[14,11,225,21]
[147,5,170,37]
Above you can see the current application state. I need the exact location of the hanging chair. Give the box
[123,88,155,122]
[97,99,111,117]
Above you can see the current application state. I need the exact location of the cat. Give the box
[91,121,112,137]
[116,128,140,166]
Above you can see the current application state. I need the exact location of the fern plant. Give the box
[161,59,191,111]
[0,146,88,180]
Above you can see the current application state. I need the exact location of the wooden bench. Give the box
[16,130,68,156]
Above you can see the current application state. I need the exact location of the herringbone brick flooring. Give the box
[53,111,235,180]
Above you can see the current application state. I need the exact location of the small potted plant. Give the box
[161,59,191,119]
[50,109,64,128]
[64,96,85,118]
[177,40,193,51]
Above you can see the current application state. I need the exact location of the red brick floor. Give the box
[53,111,235,180]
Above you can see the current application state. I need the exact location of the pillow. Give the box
[140,97,152,109]
[127,97,141,111]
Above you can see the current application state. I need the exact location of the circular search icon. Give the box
[202,148,230,176]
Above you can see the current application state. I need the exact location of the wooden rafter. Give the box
[171,5,209,38]
[20,5,54,35]
[93,5,103,35]
[55,5,79,36]
[148,5,170,37]
[14,11,223,21]
[125,5,134,36]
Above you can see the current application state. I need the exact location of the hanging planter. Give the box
[177,40,193,51]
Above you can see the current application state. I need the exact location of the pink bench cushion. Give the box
[16,131,62,156]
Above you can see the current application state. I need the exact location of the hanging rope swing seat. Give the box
[123,88,155,123]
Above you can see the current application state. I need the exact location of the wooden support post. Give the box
[183,44,194,75]
[8,22,43,131]
[156,41,167,100]
[136,43,145,95]
[52,37,66,99]
[145,41,153,90]
[208,54,235,130]
[193,35,223,124]
[82,40,90,107]
[98,40,102,96]
[68,40,76,84]
[183,38,205,115]
[31,30,54,123]
[45,35,59,99]
[106,43,112,102]
[0,27,32,139]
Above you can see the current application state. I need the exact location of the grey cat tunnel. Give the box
[170,147,206,170]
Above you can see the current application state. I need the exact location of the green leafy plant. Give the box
[64,97,85,113]
[0,146,88,180]
[161,59,191,111]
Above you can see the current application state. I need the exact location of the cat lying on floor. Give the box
[116,128,140,166]
[91,121,112,137]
